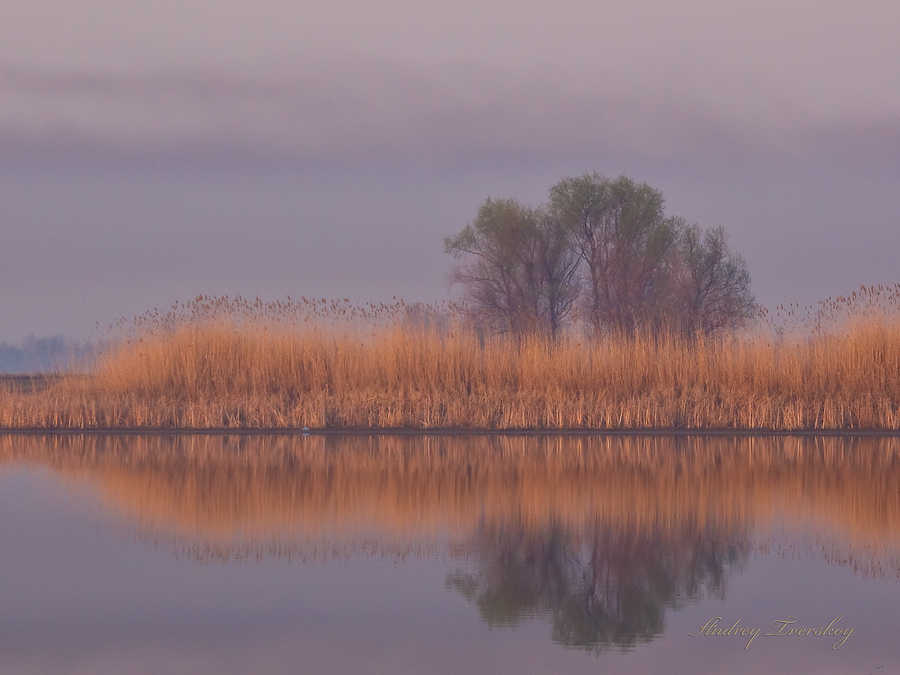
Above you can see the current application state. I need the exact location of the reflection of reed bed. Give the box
[131,526,447,563]
[0,434,758,539]
[1,434,899,571]
[759,529,900,579]
[1,293,900,429]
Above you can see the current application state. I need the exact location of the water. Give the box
[0,434,897,674]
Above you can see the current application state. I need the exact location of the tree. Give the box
[444,198,580,337]
[672,225,757,334]
[447,174,756,338]
[550,173,682,334]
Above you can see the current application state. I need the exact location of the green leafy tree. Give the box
[550,173,681,334]
[447,173,756,337]
[444,198,580,337]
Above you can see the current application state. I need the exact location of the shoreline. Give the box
[3,427,900,436]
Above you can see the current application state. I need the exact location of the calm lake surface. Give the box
[1,433,898,674]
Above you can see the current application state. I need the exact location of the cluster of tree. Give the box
[445,173,757,337]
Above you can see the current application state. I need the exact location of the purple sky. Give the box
[1,0,898,340]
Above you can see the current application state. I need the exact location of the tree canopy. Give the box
[444,197,580,337]
[446,173,757,337]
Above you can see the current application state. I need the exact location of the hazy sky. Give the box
[1,0,898,340]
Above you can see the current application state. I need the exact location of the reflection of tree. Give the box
[448,519,747,651]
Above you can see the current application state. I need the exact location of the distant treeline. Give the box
[0,335,96,374]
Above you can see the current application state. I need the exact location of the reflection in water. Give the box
[1,433,899,650]
[447,518,746,651]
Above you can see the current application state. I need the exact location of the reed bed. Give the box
[3,288,900,429]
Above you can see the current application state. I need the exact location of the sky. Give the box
[1,0,898,341]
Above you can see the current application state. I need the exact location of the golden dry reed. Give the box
[2,434,898,575]
[2,287,900,429]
